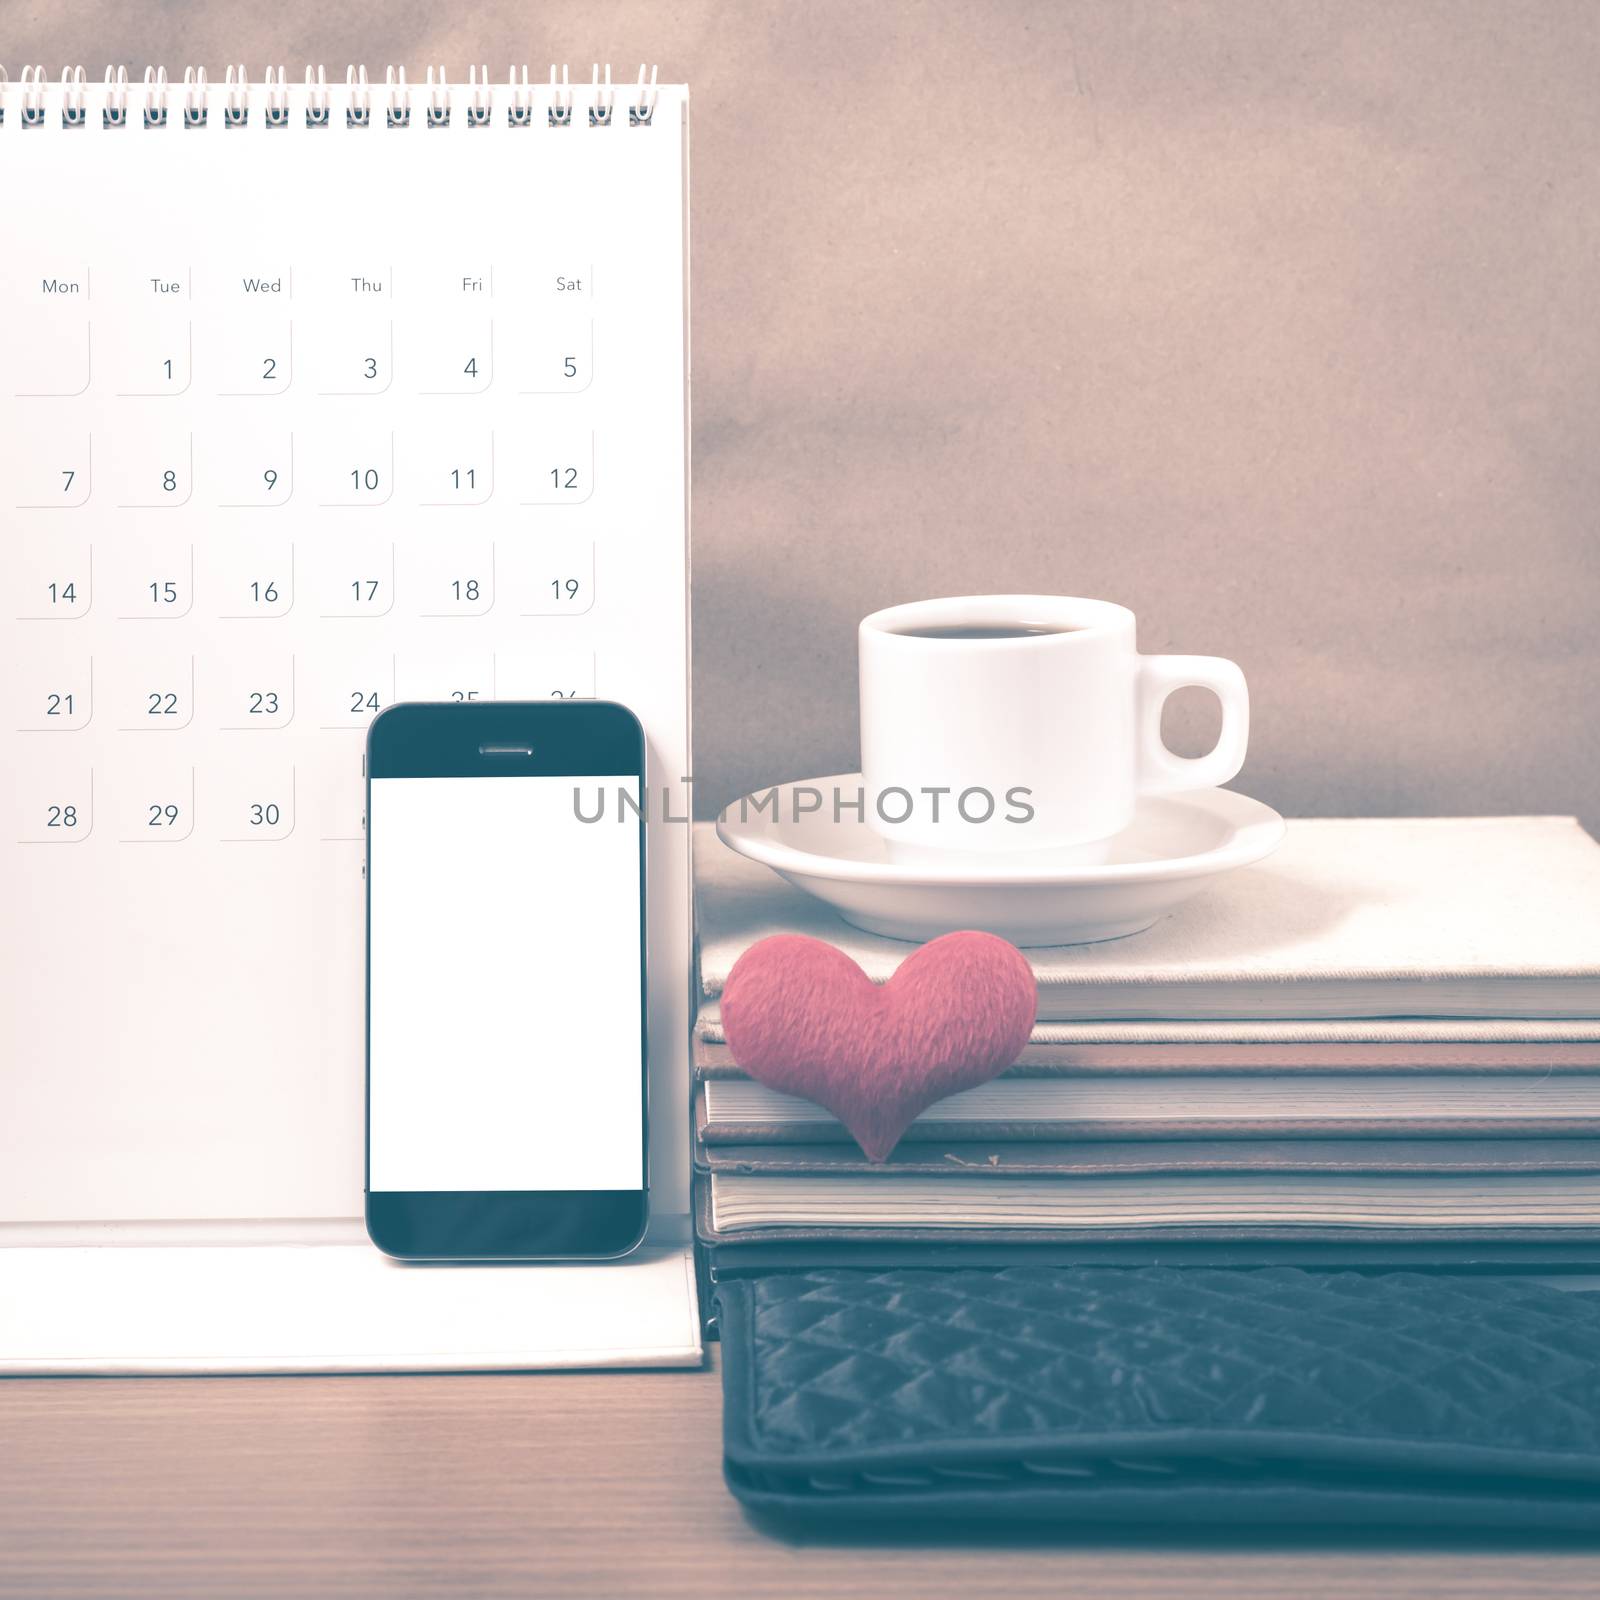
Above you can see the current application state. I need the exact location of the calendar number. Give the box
[147,803,181,827]
[316,546,394,615]
[110,439,192,506]
[47,804,79,829]
[417,432,493,505]
[511,321,591,394]
[11,427,92,507]
[414,544,492,615]
[310,323,392,395]
[519,435,590,503]
[351,689,380,714]
[249,581,280,605]
[317,434,394,505]
[248,691,280,715]
[147,692,179,716]
[517,540,593,617]
[210,432,291,506]
[213,320,292,396]
[47,582,77,605]
[411,316,491,393]
[249,803,282,827]
[148,580,180,605]
[495,651,593,703]
[25,673,92,730]
[449,689,481,702]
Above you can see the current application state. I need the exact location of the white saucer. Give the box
[714,778,1285,946]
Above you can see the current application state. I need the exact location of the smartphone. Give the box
[364,700,648,1260]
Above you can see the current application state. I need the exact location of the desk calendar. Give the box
[0,67,693,1245]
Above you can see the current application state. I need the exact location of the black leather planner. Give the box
[718,1266,1600,1531]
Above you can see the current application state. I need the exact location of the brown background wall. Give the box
[14,1,1599,827]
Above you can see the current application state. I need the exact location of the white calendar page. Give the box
[0,73,691,1230]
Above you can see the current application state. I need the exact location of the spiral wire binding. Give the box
[630,65,658,126]
[467,65,492,128]
[18,67,43,127]
[590,64,614,127]
[183,66,207,128]
[548,63,572,127]
[264,66,289,128]
[102,65,128,128]
[385,65,409,128]
[344,65,369,127]
[508,65,533,127]
[224,64,248,127]
[2,64,666,133]
[305,65,329,127]
[425,65,448,128]
[143,66,168,128]
[61,64,87,128]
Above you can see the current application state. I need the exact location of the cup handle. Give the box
[1136,655,1250,794]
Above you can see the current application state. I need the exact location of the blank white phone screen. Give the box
[368,775,644,1193]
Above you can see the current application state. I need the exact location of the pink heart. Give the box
[720,932,1038,1162]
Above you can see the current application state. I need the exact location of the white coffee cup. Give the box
[858,595,1249,855]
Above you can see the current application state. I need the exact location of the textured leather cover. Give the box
[718,1267,1600,1529]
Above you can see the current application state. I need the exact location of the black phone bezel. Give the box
[363,699,649,1262]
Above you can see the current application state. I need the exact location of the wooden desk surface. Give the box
[5,1351,1598,1599]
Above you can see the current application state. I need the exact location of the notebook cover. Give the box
[693,1079,1600,1148]
[717,1267,1600,1529]
[694,817,1600,1021]
[700,1230,1600,1273]
[693,1133,1600,1179]
[698,1013,1600,1047]
[691,1167,1600,1255]
[693,1034,1600,1074]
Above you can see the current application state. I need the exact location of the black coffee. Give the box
[892,623,1081,641]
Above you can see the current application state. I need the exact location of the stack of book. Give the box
[692,816,1600,1275]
